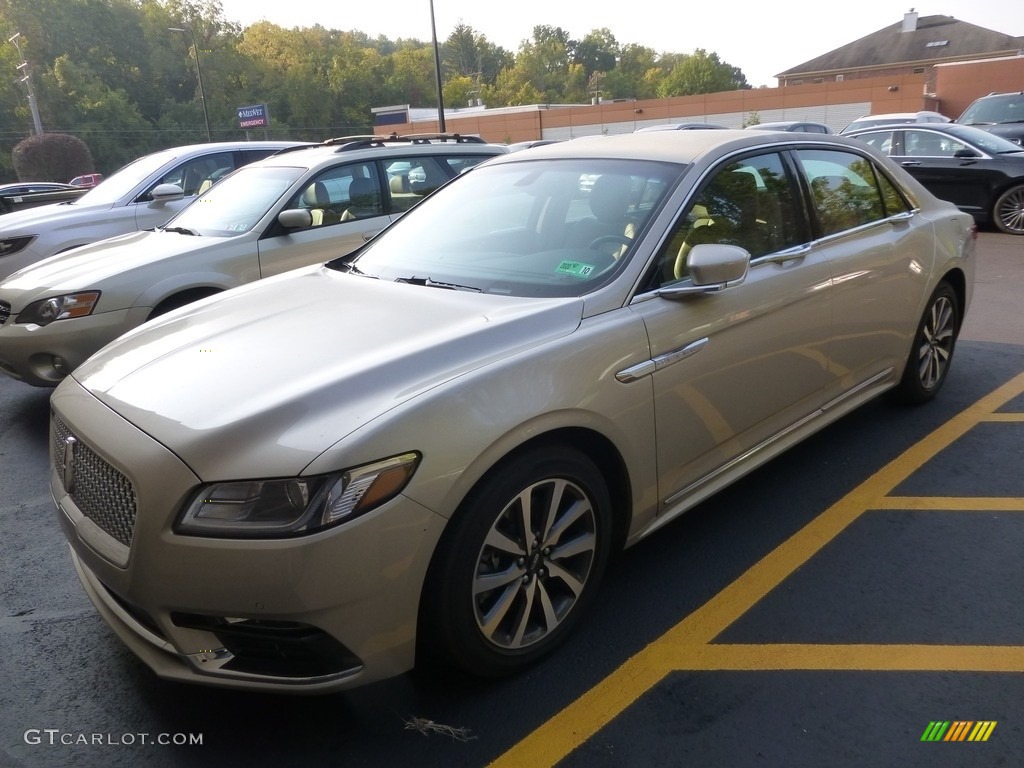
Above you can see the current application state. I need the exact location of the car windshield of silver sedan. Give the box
[160,165,306,236]
[343,159,681,298]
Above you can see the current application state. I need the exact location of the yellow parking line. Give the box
[490,370,1024,768]
[876,497,1024,511]
[984,413,1024,422]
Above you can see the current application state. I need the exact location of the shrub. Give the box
[12,134,96,182]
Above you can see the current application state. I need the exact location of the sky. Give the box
[215,1,1024,88]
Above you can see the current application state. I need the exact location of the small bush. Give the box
[12,134,96,182]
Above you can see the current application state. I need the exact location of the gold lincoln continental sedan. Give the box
[50,130,975,693]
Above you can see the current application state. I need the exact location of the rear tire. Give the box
[894,281,959,404]
[420,446,612,678]
[993,184,1024,235]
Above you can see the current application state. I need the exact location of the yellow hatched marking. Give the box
[969,721,997,741]
[489,370,1024,768]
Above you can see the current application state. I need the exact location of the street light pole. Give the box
[428,0,446,133]
[8,32,43,135]
[169,27,212,142]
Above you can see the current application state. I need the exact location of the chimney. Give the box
[902,8,918,32]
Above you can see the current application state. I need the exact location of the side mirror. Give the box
[657,243,750,299]
[149,183,184,204]
[278,209,313,229]
[953,148,980,160]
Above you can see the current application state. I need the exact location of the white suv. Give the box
[0,134,505,386]
[0,141,304,280]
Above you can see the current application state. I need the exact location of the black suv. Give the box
[956,92,1024,147]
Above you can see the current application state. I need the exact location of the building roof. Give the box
[778,13,1024,78]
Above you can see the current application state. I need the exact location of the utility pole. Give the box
[8,32,43,135]
[429,0,446,133]
[169,27,213,142]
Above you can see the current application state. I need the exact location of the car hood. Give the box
[0,198,116,233]
[73,266,584,479]
[0,230,226,309]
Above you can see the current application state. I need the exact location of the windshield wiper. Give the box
[327,257,370,276]
[395,276,482,292]
[161,226,198,236]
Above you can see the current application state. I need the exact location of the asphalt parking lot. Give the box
[1,230,1021,768]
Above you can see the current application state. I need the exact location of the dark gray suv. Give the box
[956,92,1024,147]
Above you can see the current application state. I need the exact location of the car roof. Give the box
[746,121,831,131]
[484,129,866,168]
[251,134,507,170]
[634,122,728,132]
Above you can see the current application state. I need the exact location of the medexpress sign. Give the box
[237,104,268,129]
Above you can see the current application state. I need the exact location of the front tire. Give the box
[993,184,1024,235]
[420,446,612,678]
[895,280,959,404]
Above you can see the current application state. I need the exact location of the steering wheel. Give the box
[588,234,632,252]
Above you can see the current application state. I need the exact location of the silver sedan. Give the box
[50,130,975,692]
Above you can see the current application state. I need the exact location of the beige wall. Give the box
[384,60,1022,141]
[934,57,1024,119]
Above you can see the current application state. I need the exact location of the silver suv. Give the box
[956,92,1024,146]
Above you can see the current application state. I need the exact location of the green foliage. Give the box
[12,132,94,181]
[0,1,754,180]
[658,49,748,98]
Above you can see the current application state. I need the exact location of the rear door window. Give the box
[794,149,887,237]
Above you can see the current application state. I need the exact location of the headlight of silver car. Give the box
[16,291,100,326]
[176,453,421,538]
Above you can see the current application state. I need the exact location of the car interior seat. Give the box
[567,174,636,256]
[671,170,766,281]
[301,181,332,226]
[340,177,382,221]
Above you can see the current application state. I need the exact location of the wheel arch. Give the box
[138,273,239,318]
[939,267,967,332]
[475,426,634,552]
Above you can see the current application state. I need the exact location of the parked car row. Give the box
[27,128,974,693]
[0,134,505,386]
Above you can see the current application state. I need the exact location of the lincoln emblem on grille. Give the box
[62,435,77,493]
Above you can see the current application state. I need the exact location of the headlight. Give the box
[176,452,421,538]
[16,291,100,326]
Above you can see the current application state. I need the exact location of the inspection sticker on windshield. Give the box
[556,260,596,278]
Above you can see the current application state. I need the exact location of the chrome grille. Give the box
[51,415,137,548]
[0,300,9,326]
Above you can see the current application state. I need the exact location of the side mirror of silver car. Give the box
[149,183,185,204]
[278,209,314,229]
[657,243,750,299]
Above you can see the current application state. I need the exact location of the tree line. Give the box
[0,0,750,181]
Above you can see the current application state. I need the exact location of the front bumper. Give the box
[51,378,447,693]
[0,306,149,387]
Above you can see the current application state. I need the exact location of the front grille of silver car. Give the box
[51,414,138,548]
[0,300,10,326]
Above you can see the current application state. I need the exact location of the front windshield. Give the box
[959,95,1024,125]
[346,159,682,298]
[72,149,180,206]
[165,165,305,236]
